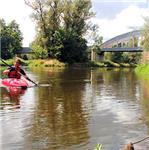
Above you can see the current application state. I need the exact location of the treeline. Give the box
[142,17,149,52]
[1,0,101,63]
[25,0,101,63]
[0,19,23,59]
[1,0,149,65]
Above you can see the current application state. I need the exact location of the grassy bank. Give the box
[27,60,137,68]
[135,63,149,77]
[28,59,66,68]
[0,58,137,68]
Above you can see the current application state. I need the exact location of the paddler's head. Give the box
[14,58,22,68]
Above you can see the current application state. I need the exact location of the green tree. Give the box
[58,29,87,63]
[25,0,95,63]
[25,0,62,57]
[88,24,103,54]
[142,17,149,51]
[31,42,48,59]
[0,19,23,59]
[63,0,94,35]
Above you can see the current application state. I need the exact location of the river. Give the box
[0,67,149,150]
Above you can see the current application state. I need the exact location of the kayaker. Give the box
[3,58,28,79]
[2,58,37,86]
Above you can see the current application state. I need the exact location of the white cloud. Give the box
[91,5,149,42]
[0,0,36,46]
[0,1,149,46]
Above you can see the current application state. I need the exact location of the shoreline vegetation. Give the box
[135,63,149,77]
[0,58,138,69]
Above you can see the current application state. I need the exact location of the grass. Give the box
[28,59,66,68]
[94,144,102,150]
[135,63,149,77]
[0,59,13,66]
[0,58,138,69]
[135,63,149,85]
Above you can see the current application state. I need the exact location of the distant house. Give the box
[16,47,33,59]
[16,47,32,54]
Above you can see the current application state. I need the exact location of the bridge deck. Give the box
[101,47,143,52]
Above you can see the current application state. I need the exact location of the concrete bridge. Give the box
[91,30,143,61]
[100,30,143,51]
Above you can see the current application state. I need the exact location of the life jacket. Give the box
[8,67,21,79]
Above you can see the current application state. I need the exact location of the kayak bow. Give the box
[2,78,28,87]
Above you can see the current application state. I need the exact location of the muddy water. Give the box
[0,68,149,150]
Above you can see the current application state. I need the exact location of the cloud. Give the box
[92,0,148,3]
[0,1,149,46]
[0,0,36,46]
[91,5,149,42]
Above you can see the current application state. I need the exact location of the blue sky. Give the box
[0,0,149,46]
[92,0,148,19]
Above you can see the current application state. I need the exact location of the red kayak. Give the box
[2,78,28,87]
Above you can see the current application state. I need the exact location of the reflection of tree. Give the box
[90,68,138,102]
[25,68,90,149]
[139,78,149,128]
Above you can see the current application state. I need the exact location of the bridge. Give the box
[91,30,143,61]
[101,47,143,52]
[100,30,143,52]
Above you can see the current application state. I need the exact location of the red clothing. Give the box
[8,66,26,79]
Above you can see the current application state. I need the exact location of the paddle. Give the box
[1,59,38,86]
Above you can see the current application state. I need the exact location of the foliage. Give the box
[120,63,130,67]
[0,19,23,59]
[0,59,13,66]
[104,60,120,67]
[110,52,123,63]
[58,29,88,63]
[31,42,48,59]
[94,144,102,150]
[25,0,95,63]
[108,52,141,64]
[28,59,65,67]
[88,61,105,67]
[142,17,149,51]
[87,24,103,54]
[135,64,149,77]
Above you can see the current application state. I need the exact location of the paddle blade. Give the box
[38,83,52,87]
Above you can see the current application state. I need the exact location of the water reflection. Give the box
[139,78,149,128]
[0,87,27,110]
[25,68,90,149]
[1,68,149,150]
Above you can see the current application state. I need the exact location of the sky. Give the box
[0,0,149,46]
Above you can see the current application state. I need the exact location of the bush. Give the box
[104,60,120,67]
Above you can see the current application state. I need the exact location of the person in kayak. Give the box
[3,58,37,85]
[3,58,26,79]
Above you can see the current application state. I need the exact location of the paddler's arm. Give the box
[3,67,12,75]
[3,70,9,75]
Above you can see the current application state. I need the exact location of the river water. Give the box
[0,67,149,150]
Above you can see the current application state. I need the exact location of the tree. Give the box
[142,17,149,51]
[0,19,23,59]
[24,0,62,57]
[31,42,48,59]
[25,0,95,63]
[58,29,88,63]
[88,24,103,53]
[62,0,94,35]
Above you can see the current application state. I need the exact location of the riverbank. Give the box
[0,58,137,68]
[135,63,149,80]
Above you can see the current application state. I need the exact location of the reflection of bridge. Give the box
[91,30,143,61]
